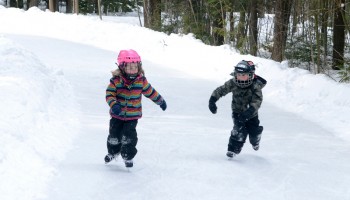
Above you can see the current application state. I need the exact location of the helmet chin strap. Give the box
[127,75,137,80]
[124,72,138,80]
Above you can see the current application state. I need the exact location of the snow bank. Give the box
[257,59,350,141]
[0,36,80,200]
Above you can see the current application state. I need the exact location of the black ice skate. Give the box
[226,151,236,158]
[124,159,133,168]
[104,153,119,163]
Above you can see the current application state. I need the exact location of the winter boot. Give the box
[124,159,133,168]
[252,144,260,151]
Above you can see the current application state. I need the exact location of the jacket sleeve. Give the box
[250,84,263,111]
[142,77,163,105]
[106,77,118,108]
[211,79,234,100]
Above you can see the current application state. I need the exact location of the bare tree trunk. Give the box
[7,0,14,7]
[332,0,345,70]
[149,0,161,31]
[74,0,79,14]
[49,0,55,12]
[144,0,161,31]
[321,0,329,68]
[271,0,284,62]
[271,0,293,62]
[66,0,73,13]
[143,0,150,28]
[314,0,321,74]
[236,9,246,50]
[8,0,17,7]
[28,0,39,8]
[97,0,102,20]
[17,0,24,8]
[281,0,292,48]
[249,0,258,56]
[212,1,224,45]
[229,10,235,44]
[188,0,198,26]
[291,0,300,35]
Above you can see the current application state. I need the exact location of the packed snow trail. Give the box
[9,35,350,200]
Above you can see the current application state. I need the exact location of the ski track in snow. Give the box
[7,35,350,200]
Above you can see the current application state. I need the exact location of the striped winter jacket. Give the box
[106,70,163,121]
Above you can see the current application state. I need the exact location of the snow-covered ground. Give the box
[1,6,350,200]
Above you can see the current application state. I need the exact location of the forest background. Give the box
[2,0,349,82]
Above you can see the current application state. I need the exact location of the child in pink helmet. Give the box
[104,49,167,168]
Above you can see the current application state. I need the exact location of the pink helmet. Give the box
[117,49,141,65]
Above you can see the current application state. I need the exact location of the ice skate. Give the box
[104,153,119,163]
[124,159,133,168]
[226,151,236,158]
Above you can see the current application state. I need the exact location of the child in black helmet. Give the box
[208,60,266,158]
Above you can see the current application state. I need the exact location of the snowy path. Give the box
[9,35,350,200]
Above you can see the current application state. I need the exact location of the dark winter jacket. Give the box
[211,76,265,117]
[106,70,163,121]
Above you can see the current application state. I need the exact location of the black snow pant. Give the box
[228,113,263,154]
[107,118,138,160]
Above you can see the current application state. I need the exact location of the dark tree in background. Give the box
[48,0,58,12]
[332,0,345,70]
[249,0,258,56]
[144,0,161,31]
[271,0,293,62]
[4,0,350,81]
[27,0,39,8]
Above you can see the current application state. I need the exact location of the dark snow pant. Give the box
[228,113,263,154]
[107,118,138,160]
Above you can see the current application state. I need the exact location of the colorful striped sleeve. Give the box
[106,78,117,107]
[142,77,163,105]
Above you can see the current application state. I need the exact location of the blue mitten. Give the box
[111,104,121,115]
[160,100,167,111]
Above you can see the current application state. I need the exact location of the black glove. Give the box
[160,99,167,111]
[111,104,121,115]
[209,96,218,114]
[238,106,255,123]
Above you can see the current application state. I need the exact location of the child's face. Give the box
[236,73,249,81]
[125,63,139,74]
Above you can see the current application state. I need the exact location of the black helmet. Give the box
[231,60,255,88]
